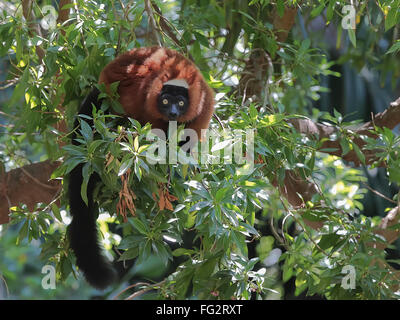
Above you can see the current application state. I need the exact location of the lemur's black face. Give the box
[157,84,189,120]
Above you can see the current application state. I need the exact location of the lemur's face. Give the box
[157,80,189,120]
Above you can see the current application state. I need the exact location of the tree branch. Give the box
[276,97,400,256]
[280,96,400,208]
[22,0,45,63]
[144,0,162,46]
[239,4,298,102]
[373,206,400,250]
[289,96,400,166]
[0,160,61,224]
[272,5,298,43]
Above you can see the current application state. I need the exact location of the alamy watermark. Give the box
[143,122,255,175]
[342,5,357,30]
[341,265,356,290]
[40,5,58,31]
[40,3,358,31]
[41,265,56,290]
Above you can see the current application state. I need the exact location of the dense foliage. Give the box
[0,0,399,299]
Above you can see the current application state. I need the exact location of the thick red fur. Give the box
[99,47,214,139]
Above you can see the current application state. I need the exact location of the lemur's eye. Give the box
[178,100,184,107]
[162,99,168,105]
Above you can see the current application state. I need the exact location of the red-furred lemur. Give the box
[68,47,214,289]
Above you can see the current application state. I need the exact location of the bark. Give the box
[0,2,70,224]
[272,6,298,43]
[0,160,61,224]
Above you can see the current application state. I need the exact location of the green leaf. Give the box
[172,248,196,257]
[118,157,133,176]
[173,204,186,213]
[80,163,91,206]
[15,29,22,62]
[118,235,142,249]
[245,257,259,272]
[240,222,260,237]
[79,120,93,142]
[326,1,335,21]
[130,218,148,235]
[339,139,351,156]
[231,231,247,255]
[154,241,172,265]
[51,204,62,222]
[9,67,29,106]
[300,39,311,52]
[276,0,285,18]
[137,144,150,154]
[333,108,342,121]
[118,247,139,261]
[249,104,258,120]
[256,236,274,260]
[148,169,168,183]
[133,135,139,152]
[318,233,342,250]
[64,158,84,175]
[385,7,399,31]
[63,145,86,157]
[137,240,152,264]
[88,140,105,154]
[196,258,218,279]
[17,220,29,245]
[215,187,228,202]
[94,118,108,137]
[194,31,209,47]
[336,26,343,49]
[386,40,400,55]
[352,142,365,165]
[388,166,400,184]
[348,29,356,48]
[311,2,325,18]
[111,100,125,114]
[51,164,67,179]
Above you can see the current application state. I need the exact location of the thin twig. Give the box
[280,198,331,257]
[0,111,18,119]
[144,0,162,46]
[20,166,60,190]
[0,274,9,298]
[0,173,12,208]
[0,79,18,90]
[212,113,225,130]
[361,182,397,204]
[113,282,151,300]
[269,215,290,251]
[22,0,45,62]
[124,280,166,300]
[73,2,89,56]
[152,3,184,49]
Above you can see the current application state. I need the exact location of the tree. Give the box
[0,0,399,299]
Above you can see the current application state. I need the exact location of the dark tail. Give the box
[68,88,116,289]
